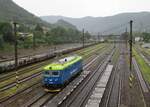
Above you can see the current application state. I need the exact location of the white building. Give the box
[135,37,141,42]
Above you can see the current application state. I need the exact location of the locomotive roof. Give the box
[44,55,82,70]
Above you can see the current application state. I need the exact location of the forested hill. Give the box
[0,0,51,27]
[54,19,77,30]
[41,12,150,34]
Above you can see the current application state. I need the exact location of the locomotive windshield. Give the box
[45,71,50,75]
[52,71,59,76]
[44,70,60,77]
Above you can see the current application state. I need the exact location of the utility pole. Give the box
[129,21,134,106]
[13,22,19,88]
[129,20,133,71]
[82,29,85,47]
[98,32,100,43]
[33,31,36,50]
[125,27,128,48]
[13,22,18,70]
[114,37,116,48]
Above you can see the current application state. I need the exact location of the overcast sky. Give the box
[13,0,150,18]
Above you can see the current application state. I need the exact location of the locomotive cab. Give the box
[43,70,62,89]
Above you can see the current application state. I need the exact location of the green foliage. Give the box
[0,0,51,27]
[32,24,45,47]
[18,24,31,32]
[0,42,14,52]
[85,31,91,40]
[142,32,150,43]
[0,22,15,43]
[19,37,33,49]
[54,19,77,30]
[0,0,90,51]
[35,24,43,32]
[0,22,91,51]
[0,35,4,49]
[45,27,85,44]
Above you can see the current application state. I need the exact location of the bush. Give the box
[0,35,4,49]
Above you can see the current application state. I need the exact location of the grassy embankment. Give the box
[133,48,150,83]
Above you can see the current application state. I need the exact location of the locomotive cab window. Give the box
[52,71,60,77]
[44,71,50,75]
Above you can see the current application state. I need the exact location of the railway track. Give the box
[0,44,105,100]
[43,47,115,107]
[22,54,102,107]
[118,43,147,107]
[102,57,121,107]
[0,43,95,73]
[27,46,114,107]
[98,44,120,107]
[134,45,150,65]
[85,45,119,107]
[131,45,150,107]
[0,44,104,81]
[132,58,148,107]
[133,46,150,91]
[133,58,149,93]
[0,43,104,82]
[0,44,111,106]
[0,44,106,92]
[0,44,83,63]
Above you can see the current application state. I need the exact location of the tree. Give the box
[32,24,44,49]
[35,24,43,32]
[0,22,14,43]
[84,31,91,41]
[142,32,150,43]
[18,24,30,32]
[49,26,68,44]
[0,35,4,49]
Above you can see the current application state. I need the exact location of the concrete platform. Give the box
[85,65,113,107]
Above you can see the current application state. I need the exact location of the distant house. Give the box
[135,37,143,42]
[18,32,33,38]
[100,38,104,42]
[42,27,50,34]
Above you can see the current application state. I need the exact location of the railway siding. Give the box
[0,43,98,73]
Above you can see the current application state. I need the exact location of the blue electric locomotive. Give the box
[43,55,83,92]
